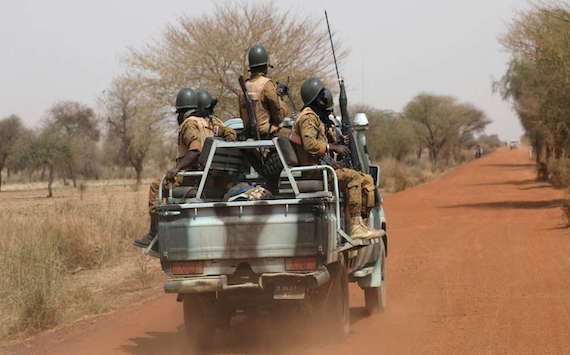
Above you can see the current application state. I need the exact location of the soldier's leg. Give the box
[133,179,163,249]
[148,179,161,215]
[336,168,384,240]
[360,173,376,219]
[336,168,371,240]
[336,168,362,218]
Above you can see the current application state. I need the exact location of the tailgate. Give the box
[159,200,332,261]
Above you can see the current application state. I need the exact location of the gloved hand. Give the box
[276,83,289,97]
[329,144,350,156]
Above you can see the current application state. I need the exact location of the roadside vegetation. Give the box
[353,100,502,193]
[496,1,570,225]
[0,2,502,341]
[0,185,152,339]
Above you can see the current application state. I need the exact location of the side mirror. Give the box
[352,113,369,127]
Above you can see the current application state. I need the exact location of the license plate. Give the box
[273,284,306,300]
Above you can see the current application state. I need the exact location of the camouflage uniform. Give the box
[148,111,236,213]
[238,73,290,138]
[290,107,375,218]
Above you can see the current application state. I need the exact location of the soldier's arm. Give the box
[177,122,201,170]
[299,116,327,157]
[213,117,236,142]
[262,81,284,125]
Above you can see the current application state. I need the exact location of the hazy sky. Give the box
[1,0,526,140]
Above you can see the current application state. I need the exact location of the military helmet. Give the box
[195,90,214,111]
[300,77,325,106]
[248,44,269,71]
[175,88,197,111]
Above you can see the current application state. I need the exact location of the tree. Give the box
[44,101,100,187]
[404,94,489,166]
[99,75,160,184]
[352,105,418,161]
[11,129,74,197]
[477,134,503,152]
[126,2,347,119]
[0,115,25,191]
[497,2,570,163]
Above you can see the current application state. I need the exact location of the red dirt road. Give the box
[4,148,570,354]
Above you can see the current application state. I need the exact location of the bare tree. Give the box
[99,75,160,184]
[126,1,347,119]
[0,115,25,191]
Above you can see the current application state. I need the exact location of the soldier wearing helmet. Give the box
[134,89,236,249]
[238,44,290,138]
[290,77,383,240]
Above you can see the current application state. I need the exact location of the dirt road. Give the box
[4,147,570,354]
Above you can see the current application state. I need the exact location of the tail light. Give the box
[285,257,317,271]
[171,261,204,275]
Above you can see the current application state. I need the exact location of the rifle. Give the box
[238,75,260,140]
[284,76,298,113]
[324,10,362,171]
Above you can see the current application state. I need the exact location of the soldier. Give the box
[238,44,290,138]
[133,89,236,248]
[290,77,383,240]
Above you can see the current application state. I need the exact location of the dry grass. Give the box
[379,157,437,193]
[0,183,150,339]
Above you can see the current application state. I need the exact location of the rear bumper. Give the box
[164,266,330,294]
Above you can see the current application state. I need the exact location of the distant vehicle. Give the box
[509,140,518,150]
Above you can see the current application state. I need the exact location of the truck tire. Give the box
[364,241,387,315]
[324,258,350,338]
[183,294,216,352]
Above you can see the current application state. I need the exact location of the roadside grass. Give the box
[0,186,148,339]
[379,157,438,193]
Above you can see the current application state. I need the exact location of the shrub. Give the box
[379,157,435,193]
[547,159,570,187]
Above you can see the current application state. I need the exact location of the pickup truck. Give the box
[146,113,389,349]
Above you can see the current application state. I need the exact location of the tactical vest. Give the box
[243,75,273,135]
[290,107,327,166]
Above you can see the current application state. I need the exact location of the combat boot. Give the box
[133,214,159,250]
[350,216,376,240]
[359,217,386,238]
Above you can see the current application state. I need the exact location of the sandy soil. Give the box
[2,147,569,355]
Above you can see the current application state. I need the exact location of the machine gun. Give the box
[325,10,362,172]
[238,75,260,140]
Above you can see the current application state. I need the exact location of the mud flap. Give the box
[358,244,383,288]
